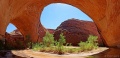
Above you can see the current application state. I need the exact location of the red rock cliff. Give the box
[54,19,104,46]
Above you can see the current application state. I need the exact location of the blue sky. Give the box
[6,3,92,33]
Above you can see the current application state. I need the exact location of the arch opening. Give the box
[5,23,25,49]
[41,3,93,29]
[40,3,104,46]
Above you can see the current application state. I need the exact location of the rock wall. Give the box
[0,0,120,47]
[5,30,25,48]
[54,19,104,46]
[47,29,55,34]
[4,29,54,48]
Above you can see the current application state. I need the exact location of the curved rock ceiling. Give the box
[0,0,120,47]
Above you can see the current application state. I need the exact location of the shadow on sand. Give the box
[0,50,27,58]
[87,48,120,58]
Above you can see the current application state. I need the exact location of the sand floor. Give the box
[12,47,108,58]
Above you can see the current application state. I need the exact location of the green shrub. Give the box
[58,33,66,46]
[54,33,66,54]
[43,31,54,47]
[32,34,98,54]
[32,31,55,51]
[32,42,43,51]
[78,35,98,51]
[79,41,86,51]
[25,34,32,49]
[66,48,79,53]
[87,35,98,49]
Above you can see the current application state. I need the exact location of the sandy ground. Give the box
[12,47,108,58]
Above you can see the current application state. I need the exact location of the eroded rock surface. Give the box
[5,29,54,48]
[47,29,55,34]
[54,19,104,46]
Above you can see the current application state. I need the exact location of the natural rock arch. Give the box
[0,0,120,47]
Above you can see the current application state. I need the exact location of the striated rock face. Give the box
[9,29,22,35]
[5,31,25,49]
[54,19,104,46]
[5,29,55,48]
[47,29,55,34]
[0,0,120,47]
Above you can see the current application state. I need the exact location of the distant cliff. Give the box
[54,19,104,46]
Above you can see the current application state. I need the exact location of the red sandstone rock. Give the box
[47,29,55,34]
[54,19,104,46]
[5,29,54,48]
[5,32,25,48]
[10,29,22,35]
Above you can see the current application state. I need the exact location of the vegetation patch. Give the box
[32,31,98,55]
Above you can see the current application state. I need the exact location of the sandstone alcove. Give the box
[0,0,120,47]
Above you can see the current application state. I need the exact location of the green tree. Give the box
[79,35,98,51]
[58,33,66,46]
[55,33,66,54]
[43,31,54,47]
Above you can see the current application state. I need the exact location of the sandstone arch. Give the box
[0,0,120,47]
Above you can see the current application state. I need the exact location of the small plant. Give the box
[32,42,43,51]
[54,33,66,54]
[65,48,76,53]
[43,31,54,47]
[58,33,66,46]
[78,35,98,51]
[32,31,55,51]
[25,34,33,48]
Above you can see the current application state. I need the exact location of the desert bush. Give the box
[43,31,54,47]
[32,31,54,51]
[79,35,98,51]
[54,33,66,54]
[32,42,43,51]
[32,33,98,54]
[25,34,32,48]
